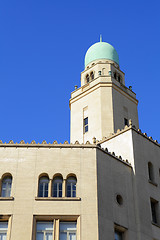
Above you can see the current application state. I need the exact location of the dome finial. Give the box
[100,35,102,42]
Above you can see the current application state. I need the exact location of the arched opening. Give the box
[38,175,49,197]
[114,72,117,79]
[66,176,77,197]
[52,176,63,197]
[86,74,90,83]
[1,175,12,197]
[90,72,94,80]
[118,75,121,83]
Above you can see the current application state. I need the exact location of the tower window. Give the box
[84,117,88,133]
[114,72,117,79]
[124,118,128,126]
[118,75,121,83]
[86,74,90,83]
[90,72,94,80]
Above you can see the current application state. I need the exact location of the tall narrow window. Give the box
[114,72,117,79]
[86,74,89,83]
[90,72,94,80]
[38,176,49,197]
[150,199,158,224]
[1,176,12,197]
[36,222,53,240]
[118,75,121,83]
[84,117,88,133]
[115,229,123,240]
[52,176,63,197]
[59,222,77,240]
[124,118,128,126]
[148,162,154,182]
[67,177,77,197]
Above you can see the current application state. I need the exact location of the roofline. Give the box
[0,140,131,167]
[98,123,160,147]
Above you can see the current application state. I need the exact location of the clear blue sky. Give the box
[0,0,160,143]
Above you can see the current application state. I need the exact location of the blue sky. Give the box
[0,0,160,143]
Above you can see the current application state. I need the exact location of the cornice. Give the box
[0,140,96,148]
[98,120,160,148]
[0,139,131,167]
[70,79,138,106]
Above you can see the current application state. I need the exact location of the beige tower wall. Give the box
[70,60,139,144]
[112,86,139,132]
[70,84,114,144]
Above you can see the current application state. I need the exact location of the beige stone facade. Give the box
[0,42,160,240]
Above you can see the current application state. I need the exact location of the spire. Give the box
[100,35,102,42]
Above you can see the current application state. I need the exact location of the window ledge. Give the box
[35,197,81,201]
[0,197,14,201]
[148,180,158,187]
[151,221,160,228]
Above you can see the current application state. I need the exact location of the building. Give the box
[0,39,160,240]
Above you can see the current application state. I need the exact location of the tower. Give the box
[70,39,139,143]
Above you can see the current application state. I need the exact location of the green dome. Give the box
[85,41,119,67]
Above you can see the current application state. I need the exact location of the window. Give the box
[67,177,76,197]
[0,222,8,239]
[148,162,154,182]
[118,75,121,83]
[90,72,94,80]
[36,222,53,240]
[86,74,89,83]
[1,176,12,197]
[60,222,77,240]
[38,176,49,197]
[115,230,123,240]
[114,72,117,79]
[35,220,77,240]
[116,195,123,206]
[150,199,158,224]
[84,117,88,133]
[52,176,63,197]
[124,118,128,126]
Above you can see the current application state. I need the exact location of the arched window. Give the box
[38,176,49,197]
[148,162,154,182]
[67,176,77,197]
[90,72,94,80]
[1,176,12,197]
[114,72,117,79]
[86,74,90,83]
[118,75,121,83]
[52,176,63,197]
